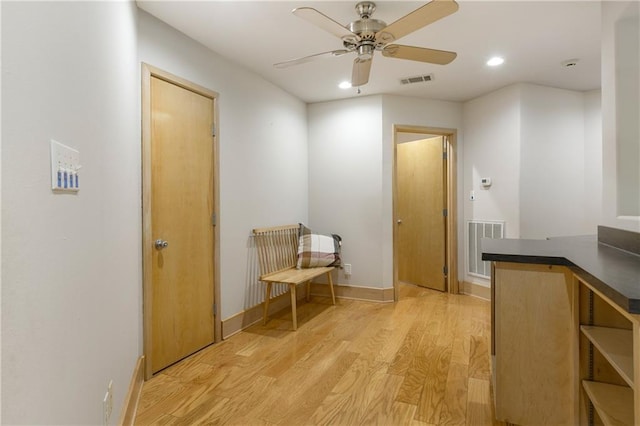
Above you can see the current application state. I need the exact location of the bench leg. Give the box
[327,271,336,305]
[306,280,311,302]
[263,282,273,325]
[290,283,297,331]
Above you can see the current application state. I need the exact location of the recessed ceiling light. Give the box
[338,81,352,89]
[487,57,505,67]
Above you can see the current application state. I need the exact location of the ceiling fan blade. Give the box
[375,0,459,44]
[352,57,372,87]
[274,49,351,69]
[293,7,360,42]
[382,44,457,65]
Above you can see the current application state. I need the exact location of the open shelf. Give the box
[582,381,634,426]
[580,325,634,388]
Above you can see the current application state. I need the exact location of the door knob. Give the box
[397,219,403,224]
[154,239,169,250]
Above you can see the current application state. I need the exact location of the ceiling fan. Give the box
[275,0,459,87]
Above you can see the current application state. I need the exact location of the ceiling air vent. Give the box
[400,74,434,85]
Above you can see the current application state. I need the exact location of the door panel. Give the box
[150,76,215,373]
[397,136,446,291]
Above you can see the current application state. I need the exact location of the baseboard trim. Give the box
[222,290,306,339]
[222,283,394,338]
[119,355,145,426]
[462,281,491,301]
[310,282,395,303]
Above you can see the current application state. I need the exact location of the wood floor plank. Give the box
[307,359,389,425]
[357,373,405,424]
[450,336,471,366]
[414,344,453,424]
[260,328,331,378]
[280,350,360,425]
[468,335,491,380]
[438,362,469,425]
[395,354,433,405]
[135,284,498,426]
[388,323,425,375]
[170,394,230,425]
[466,378,494,426]
[176,375,274,424]
[376,310,416,363]
[248,340,353,424]
[136,374,188,416]
[436,302,460,347]
[135,413,180,426]
[138,382,212,423]
[346,304,391,356]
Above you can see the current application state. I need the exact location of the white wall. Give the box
[307,96,383,287]
[519,84,591,238]
[1,5,309,423]
[2,2,140,424]
[0,2,3,419]
[583,90,603,231]
[602,1,640,232]
[462,83,602,286]
[463,85,521,240]
[307,94,464,289]
[138,11,309,318]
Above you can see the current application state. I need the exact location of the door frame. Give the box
[141,63,221,379]
[392,125,458,299]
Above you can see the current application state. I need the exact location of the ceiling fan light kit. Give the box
[275,0,459,88]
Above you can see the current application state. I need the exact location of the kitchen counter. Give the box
[482,234,640,313]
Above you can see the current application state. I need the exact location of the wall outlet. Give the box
[344,263,352,276]
[103,380,113,426]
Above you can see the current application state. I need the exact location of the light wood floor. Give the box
[135,284,503,425]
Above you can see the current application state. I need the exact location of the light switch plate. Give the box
[50,139,80,192]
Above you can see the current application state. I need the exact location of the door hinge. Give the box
[443,266,448,276]
[211,213,217,226]
[443,151,448,160]
[443,209,448,217]
[213,303,217,316]
[211,124,216,137]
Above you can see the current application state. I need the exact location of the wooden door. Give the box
[396,136,446,291]
[149,75,215,374]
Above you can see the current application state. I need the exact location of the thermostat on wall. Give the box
[481,177,492,188]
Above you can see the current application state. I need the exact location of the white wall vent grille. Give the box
[468,220,505,279]
[400,74,434,85]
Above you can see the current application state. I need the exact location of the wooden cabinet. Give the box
[576,275,639,425]
[492,261,640,425]
[492,262,577,425]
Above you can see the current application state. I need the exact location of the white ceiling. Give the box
[137,1,602,104]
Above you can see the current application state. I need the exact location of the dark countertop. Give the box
[482,235,640,314]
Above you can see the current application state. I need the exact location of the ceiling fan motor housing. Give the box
[346,17,387,60]
[348,18,386,40]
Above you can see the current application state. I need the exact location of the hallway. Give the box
[135,284,500,425]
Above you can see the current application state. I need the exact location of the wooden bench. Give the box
[253,224,336,330]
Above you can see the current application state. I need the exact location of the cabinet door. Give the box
[494,262,576,425]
